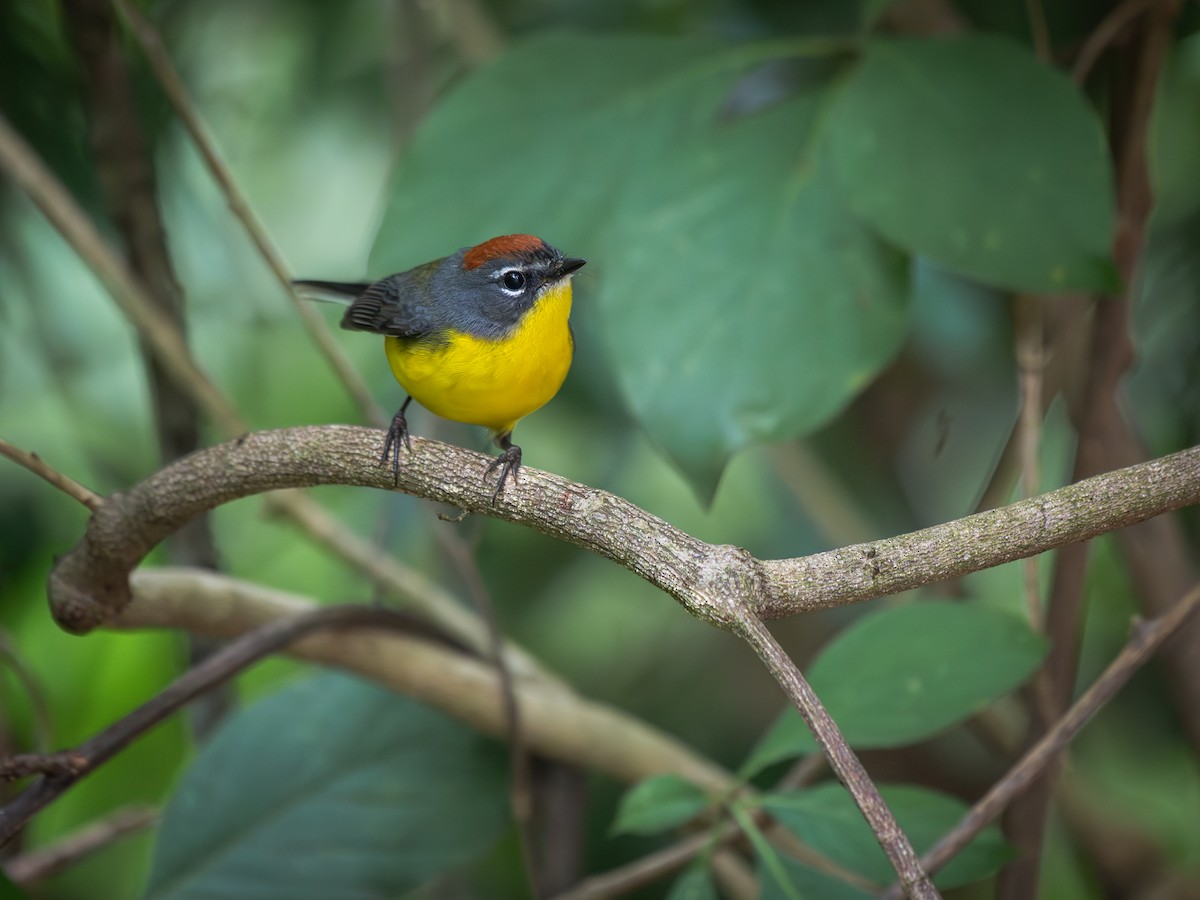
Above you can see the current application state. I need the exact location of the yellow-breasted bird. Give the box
[295,234,586,500]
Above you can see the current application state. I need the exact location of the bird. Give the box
[295,234,586,501]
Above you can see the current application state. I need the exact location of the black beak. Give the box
[554,257,586,278]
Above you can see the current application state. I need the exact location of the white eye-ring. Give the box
[499,269,527,294]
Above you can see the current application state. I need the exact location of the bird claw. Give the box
[484,445,522,505]
[380,409,412,485]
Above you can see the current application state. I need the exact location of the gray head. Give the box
[431,234,586,338]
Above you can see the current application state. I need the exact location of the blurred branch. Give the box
[1013,295,1045,632]
[883,581,1200,898]
[1071,0,1164,83]
[63,0,229,738]
[0,633,53,754]
[0,604,510,846]
[0,438,101,510]
[116,568,733,792]
[424,0,505,63]
[432,525,537,891]
[3,805,157,886]
[1024,0,1051,60]
[769,443,877,547]
[1004,7,1185,896]
[0,112,244,436]
[111,0,387,428]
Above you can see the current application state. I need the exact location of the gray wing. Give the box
[339,261,441,338]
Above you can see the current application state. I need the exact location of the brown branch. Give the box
[63,0,230,739]
[1013,294,1045,632]
[1071,0,1164,84]
[0,604,474,846]
[0,633,53,754]
[730,607,939,899]
[42,426,1200,635]
[110,0,387,429]
[4,805,157,885]
[0,112,244,437]
[881,581,1200,899]
[1002,8,1182,896]
[0,438,101,510]
[117,568,734,791]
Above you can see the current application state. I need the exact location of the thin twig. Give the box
[110,0,386,428]
[882,582,1200,898]
[769,443,876,548]
[1014,295,1045,633]
[554,828,719,900]
[1024,0,1051,61]
[1002,8,1180,895]
[0,438,101,510]
[0,633,54,753]
[1071,0,1162,84]
[434,525,538,894]
[729,606,940,899]
[0,112,244,437]
[3,805,157,885]
[0,604,440,846]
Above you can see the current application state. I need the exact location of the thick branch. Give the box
[116,568,732,793]
[47,426,1200,635]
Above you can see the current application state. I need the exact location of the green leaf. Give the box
[762,783,1011,888]
[1149,33,1200,226]
[731,801,803,900]
[760,857,874,900]
[145,672,508,899]
[665,863,720,900]
[611,774,712,836]
[594,93,909,496]
[372,33,909,500]
[827,36,1118,293]
[742,602,1046,774]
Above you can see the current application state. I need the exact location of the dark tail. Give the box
[291,279,371,305]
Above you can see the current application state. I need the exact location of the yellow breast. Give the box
[384,281,574,434]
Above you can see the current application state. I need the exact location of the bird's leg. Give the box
[484,431,522,504]
[381,396,414,484]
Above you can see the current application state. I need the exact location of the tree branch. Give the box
[0,437,101,511]
[46,426,1200,635]
[0,605,420,845]
[882,581,1200,898]
[115,568,733,793]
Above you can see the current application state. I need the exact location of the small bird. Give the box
[295,235,586,501]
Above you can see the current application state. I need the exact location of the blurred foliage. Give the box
[1,0,1199,898]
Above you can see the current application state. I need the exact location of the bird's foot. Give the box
[484,444,522,505]
[380,408,412,484]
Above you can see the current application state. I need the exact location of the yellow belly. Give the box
[384,281,574,435]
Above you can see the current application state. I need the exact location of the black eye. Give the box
[502,270,526,291]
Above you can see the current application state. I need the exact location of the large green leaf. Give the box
[743,602,1046,774]
[594,93,909,493]
[761,784,1010,889]
[145,672,508,899]
[372,34,909,498]
[826,36,1118,293]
